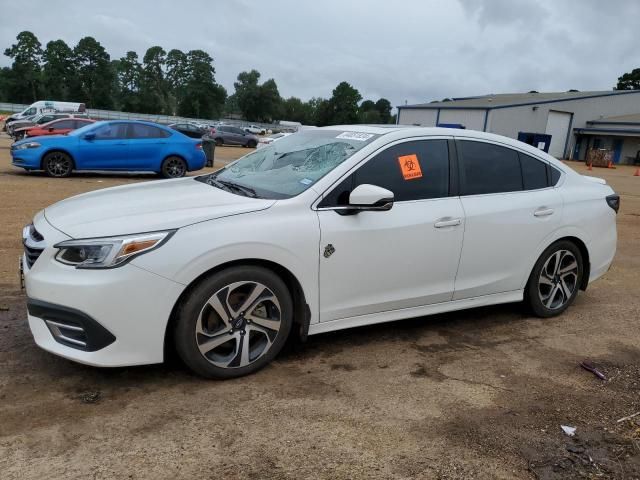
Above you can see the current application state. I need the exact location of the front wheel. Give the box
[43,151,73,177]
[247,140,257,148]
[161,156,187,178]
[174,266,293,379]
[526,241,583,318]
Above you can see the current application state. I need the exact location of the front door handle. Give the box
[534,207,555,217]
[434,217,462,228]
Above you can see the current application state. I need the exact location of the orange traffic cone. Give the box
[634,167,640,177]
[587,162,593,171]
[607,160,616,169]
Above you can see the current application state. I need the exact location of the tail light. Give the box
[195,143,202,150]
[606,194,620,213]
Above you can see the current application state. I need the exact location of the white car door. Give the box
[317,138,465,323]
[452,139,564,300]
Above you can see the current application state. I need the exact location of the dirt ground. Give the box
[1,132,639,480]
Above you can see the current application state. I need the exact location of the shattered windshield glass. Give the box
[197,129,379,199]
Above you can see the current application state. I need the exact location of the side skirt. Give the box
[307,290,523,336]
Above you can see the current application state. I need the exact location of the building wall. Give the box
[397,108,438,126]
[488,93,640,158]
[438,109,486,130]
[399,92,640,159]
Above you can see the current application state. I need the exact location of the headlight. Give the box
[14,142,41,150]
[54,230,175,269]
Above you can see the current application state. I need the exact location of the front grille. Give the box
[22,224,45,268]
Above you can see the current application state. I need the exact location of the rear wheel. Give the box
[526,240,583,318]
[43,151,73,177]
[161,156,187,178]
[174,266,293,379]
[214,138,223,146]
[247,140,257,148]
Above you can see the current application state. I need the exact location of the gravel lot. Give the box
[1,132,639,479]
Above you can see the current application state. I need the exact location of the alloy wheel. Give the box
[538,249,579,310]
[46,153,72,177]
[195,281,282,369]
[165,157,186,178]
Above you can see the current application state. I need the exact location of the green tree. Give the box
[42,40,75,100]
[3,31,42,103]
[375,98,392,123]
[115,51,142,112]
[166,49,188,114]
[234,69,262,121]
[360,99,376,112]
[616,68,640,90]
[328,81,362,125]
[178,50,226,118]
[0,67,12,102]
[281,96,313,124]
[139,46,167,113]
[358,99,380,123]
[233,70,282,122]
[72,36,114,108]
[308,97,332,126]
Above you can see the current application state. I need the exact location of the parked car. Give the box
[257,132,293,149]
[19,126,618,379]
[3,101,85,130]
[10,114,90,140]
[244,124,266,135]
[211,125,258,147]
[18,118,96,138]
[168,123,207,139]
[11,120,205,178]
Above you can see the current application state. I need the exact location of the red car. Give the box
[18,118,96,139]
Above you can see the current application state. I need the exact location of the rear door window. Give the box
[458,140,523,195]
[519,153,549,190]
[53,120,75,129]
[128,124,169,138]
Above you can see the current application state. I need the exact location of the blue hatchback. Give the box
[10,120,207,178]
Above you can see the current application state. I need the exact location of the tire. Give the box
[214,138,223,147]
[174,266,293,379]
[525,240,584,318]
[247,140,257,148]
[43,151,73,177]
[161,156,187,179]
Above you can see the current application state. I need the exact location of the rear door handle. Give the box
[434,218,462,228]
[534,207,555,217]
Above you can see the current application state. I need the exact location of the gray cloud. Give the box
[0,0,636,109]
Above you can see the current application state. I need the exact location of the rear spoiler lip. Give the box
[582,175,607,185]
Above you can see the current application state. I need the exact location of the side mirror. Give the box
[84,132,95,141]
[348,184,394,211]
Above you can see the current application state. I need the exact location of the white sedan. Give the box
[22,126,618,378]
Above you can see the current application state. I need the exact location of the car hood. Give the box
[44,177,276,238]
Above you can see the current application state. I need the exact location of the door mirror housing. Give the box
[348,184,394,210]
[84,132,95,141]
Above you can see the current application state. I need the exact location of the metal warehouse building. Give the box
[397,90,640,164]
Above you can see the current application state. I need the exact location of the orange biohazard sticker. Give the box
[398,154,422,180]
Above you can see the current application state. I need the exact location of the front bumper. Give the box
[11,147,41,169]
[24,214,185,367]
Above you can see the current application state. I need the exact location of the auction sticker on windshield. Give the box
[335,132,374,141]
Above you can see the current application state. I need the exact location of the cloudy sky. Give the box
[0,0,637,108]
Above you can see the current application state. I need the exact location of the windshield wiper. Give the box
[218,180,258,198]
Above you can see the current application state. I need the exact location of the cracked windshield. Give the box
[198,130,379,199]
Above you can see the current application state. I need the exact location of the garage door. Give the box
[545,111,572,158]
